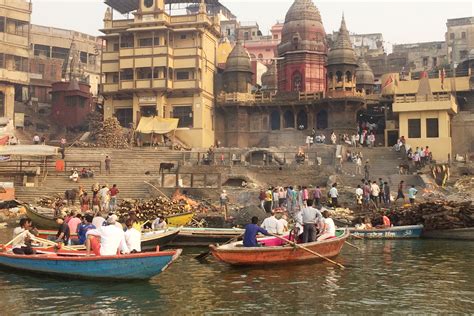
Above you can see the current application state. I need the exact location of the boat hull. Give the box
[169,227,244,247]
[421,227,474,240]
[349,225,424,239]
[166,213,194,227]
[210,230,349,266]
[25,205,57,229]
[141,229,180,251]
[0,249,182,280]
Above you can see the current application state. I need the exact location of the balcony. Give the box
[0,69,29,85]
[135,79,151,89]
[120,80,133,90]
[0,33,28,47]
[393,93,458,114]
[0,0,31,13]
[102,62,119,73]
[174,47,201,57]
[173,58,198,69]
[153,79,166,89]
[102,83,119,93]
[119,48,134,58]
[102,51,119,61]
[173,80,198,90]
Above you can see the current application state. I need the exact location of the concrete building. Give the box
[328,32,385,58]
[243,22,283,66]
[0,0,31,120]
[446,17,474,66]
[29,24,102,102]
[51,80,93,128]
[392,41,448,73]
[100,0,220,148]
[392,75,458,162]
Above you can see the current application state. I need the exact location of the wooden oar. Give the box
[344,241,360,250]
[350,233,364,240]
[269,233,345,269]
[31,236,77,251]
[195,233,244,261]
[1,231,27,250]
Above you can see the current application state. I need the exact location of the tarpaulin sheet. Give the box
[0,145,59,156]
[136,117,179,135]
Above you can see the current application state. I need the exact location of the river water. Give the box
[0,229,472,314]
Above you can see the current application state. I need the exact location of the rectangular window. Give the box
[432,57,437,67]
[450,33,455,40]
[113,73,119,83]
[408,119,421,138]
[426,118,439,138]
[80,52,87,64]
[176,71,190,80]
[136,67,152,79]
[120,35,134,48]
[422,57,428,67]
[460,50,468,60]
[462,32,466,39]
[50,65,56,79]
[38,64,45,75]
[120,68,134,80]
[113,43,119,51]
[180,34,187,40]
[115,108,133,128]
[173,106,193,128]
[0,17,4,33]
[226,29,230,36]
[0,54,4,69]
[139,38,153,47]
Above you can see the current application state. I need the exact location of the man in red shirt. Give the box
[109,184,119,211]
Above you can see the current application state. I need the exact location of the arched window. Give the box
[258,53,263,59]
[316,110,328,130]
[336,71,343,82]
[270,111,280,130]
[297,110,308,130]
[346,71,352,82]
[250,54,256,59]
[292,71,302,92]
[328,72,333,81]
[283,110,295,128]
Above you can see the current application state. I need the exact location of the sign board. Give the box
[139,96,157,104]
[142,14,155,22]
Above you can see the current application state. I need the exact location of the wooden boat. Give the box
[421,227,474,241]
[210,229,349,266]
[25,205,57,229]
[166,212,194,227]
[349,225,424,239]
[141,229,180,251]
[169,227,244,247]
[38,229,180,251]
[0,248,182,280]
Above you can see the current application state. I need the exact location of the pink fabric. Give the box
[68,218,82,234]
[258,233,290,247]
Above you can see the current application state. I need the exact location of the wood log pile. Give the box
[74,113,130,149]
[116,195,220,222]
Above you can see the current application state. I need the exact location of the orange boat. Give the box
[210,229,349,266]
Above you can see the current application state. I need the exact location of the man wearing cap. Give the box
[261,209,285,235]
[86,216,129,256]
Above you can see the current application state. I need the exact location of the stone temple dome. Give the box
[261,62,277,90]
[277,0,327,56]
[356,57,375,85]
[327,15,357,66]
[224,41,252,74]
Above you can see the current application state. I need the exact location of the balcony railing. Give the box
[394,93,453,103]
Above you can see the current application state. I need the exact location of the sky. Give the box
[31,0,474,48]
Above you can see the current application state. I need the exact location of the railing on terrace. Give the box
[155,172,221,189]
[0,160,102,175]
[394,93,453,103]
[218,91,324,104]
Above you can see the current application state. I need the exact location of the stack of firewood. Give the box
[94,117,130,149]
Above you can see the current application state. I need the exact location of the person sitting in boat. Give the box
[243,216,271,247]
[11,218,36,255]
[73,215,96,245]
[85,216,130,256]
[261,209,285,235]
[124,219,141,253]
[152,216,168,230]
[48,216,70,245]
[317,210,336,241]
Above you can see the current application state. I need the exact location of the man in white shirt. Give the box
[99,185,110,212]
[92,213,106,228]
[12,218,36,255]
[124,219,141,253]
[355,156,362,175]
[261,210,284,235]
[329,183,339,208]
[86,216,129,256]
[355,185,364,211]
[317,210,336,241]
[152,216,168,230]
[370,181,380,207]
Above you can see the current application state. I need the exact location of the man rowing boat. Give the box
[243,217,271,247]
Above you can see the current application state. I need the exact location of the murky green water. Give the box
[0,229,472,314]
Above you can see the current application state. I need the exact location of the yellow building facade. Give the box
[100,0,220,148]
[0,0,31,120]
[392,78,458,162]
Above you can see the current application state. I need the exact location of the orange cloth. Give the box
[383,216,391,227]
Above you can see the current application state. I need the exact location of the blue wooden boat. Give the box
[0,249,182,280]
[349,225,424,239]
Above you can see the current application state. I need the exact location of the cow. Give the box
[159,163,175,173]
[65,189,79,206]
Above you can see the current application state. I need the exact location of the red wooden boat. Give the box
[209,229,349,266]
